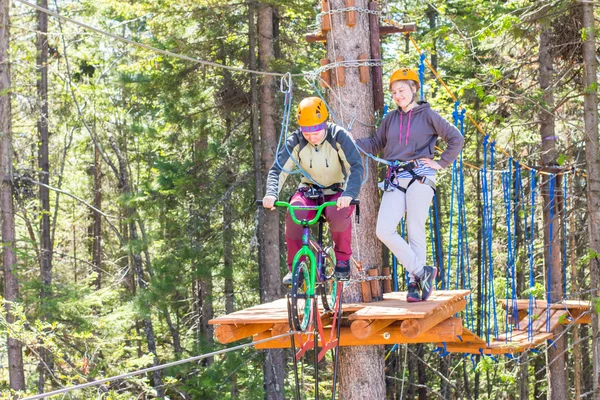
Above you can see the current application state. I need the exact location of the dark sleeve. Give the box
[265,132,301,198]
[431,111,464,168]
[336,128,364,199]
[355,113,390,155]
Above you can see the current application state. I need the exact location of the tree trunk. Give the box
[0,0,26,390]
[92,146,102,289]
[324,1,384,398]
[258,4,285,399]
[36,0,53,391]
[538,22,567,400]
[249,0,263,271]
[110,136,165,398]
[201,273,214,366]
[37,0,51,297]
[580,1,600,396]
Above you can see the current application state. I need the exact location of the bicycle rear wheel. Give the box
[290,261,312,331]
[319,246,337,311]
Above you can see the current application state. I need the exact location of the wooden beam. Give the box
[498,298,591,310]
[346,0,356,26]
[400,298,466,338]
[215,323,273,344]
[368,0,383,113]
[254,318,463,349]
[306,23,417,43]
[350,319,395,339]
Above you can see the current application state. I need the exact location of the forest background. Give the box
[0,0,599,399]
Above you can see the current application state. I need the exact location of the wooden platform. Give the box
[209,290,471,347]
[209,291,591,354]
[441,300,592,355]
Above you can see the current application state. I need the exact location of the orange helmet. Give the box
[389,68,420,89]
[297,97,328,132]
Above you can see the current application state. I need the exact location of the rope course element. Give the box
[22,332,298,400]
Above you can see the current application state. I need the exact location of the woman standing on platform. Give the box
[356,68,464,303]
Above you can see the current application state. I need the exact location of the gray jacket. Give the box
[357,102,464,168]
[266,123,364,199]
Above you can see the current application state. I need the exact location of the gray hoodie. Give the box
[357,102,464,168]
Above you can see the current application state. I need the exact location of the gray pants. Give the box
[375,176,436,282]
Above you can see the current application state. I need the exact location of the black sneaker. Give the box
[407,281,421,303]
[420,266,437,301]
[334,260,350,281]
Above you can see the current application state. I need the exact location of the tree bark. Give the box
[0,0,26,390]
[324,1,385,398]
[92,145,102,289]
[37,0,52,297]
[36,0,53,391]
[258,3,285,399]
[249,0,263,271]
[538,22,567,400]
[580,0,600,396]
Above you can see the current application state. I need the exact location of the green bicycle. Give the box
[258,199,359,331]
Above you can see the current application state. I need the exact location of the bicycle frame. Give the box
[279,200,337,297]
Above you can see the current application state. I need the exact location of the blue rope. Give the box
[481,136,489,343]
[447,160,457,290]
[459,137,475,332]
[501,161,517,341]
[433,194,444,288]
[392,254,399,292]
[489,142,498,340]
[418,52,426,102]
[527,169,537,341]
[445,101,461,290]
[547,174,556,332]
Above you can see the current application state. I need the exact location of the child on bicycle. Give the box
[262,96,364,284]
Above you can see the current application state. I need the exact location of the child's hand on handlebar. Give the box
[262,195,277,209]
[336,196,353,210]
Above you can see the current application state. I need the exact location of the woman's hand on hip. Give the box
[419,158,442,170]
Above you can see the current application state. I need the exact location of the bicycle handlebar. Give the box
[255,199,360,225]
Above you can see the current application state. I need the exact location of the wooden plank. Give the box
[306,24,418,43]
[400,299,466,338]
[498,299,591,310]
[547,310,569,332]
[563,312,592,325]
[457,329,487,344]
[255,318,464,349]
[348,290,470,320]
[210,290,470,326]
[214,323,273,344]
[443,331,553,355]
[532,309,556,332]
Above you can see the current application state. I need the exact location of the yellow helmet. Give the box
[389,68,420,89]
[297,97,328,132]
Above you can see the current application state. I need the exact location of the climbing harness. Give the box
[383,160,437,194]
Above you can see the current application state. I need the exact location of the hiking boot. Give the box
[282,271,293,285]
[420,266,438,301]
[406,281,421,303]
[334,260,351,281]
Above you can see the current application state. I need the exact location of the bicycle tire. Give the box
[290,261,312,331]
[319,246,337,311]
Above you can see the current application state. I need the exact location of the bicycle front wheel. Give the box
[290,261,312,332]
